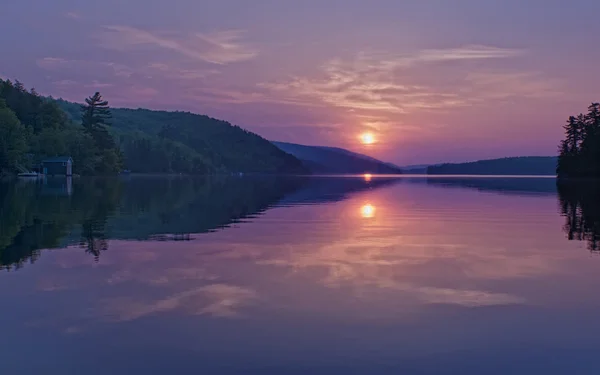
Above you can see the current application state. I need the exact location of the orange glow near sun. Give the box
[360,132,375,145]
[364,173,372,182]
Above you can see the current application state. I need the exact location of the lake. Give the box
[1,175,599,374]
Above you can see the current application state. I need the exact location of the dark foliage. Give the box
[80,92,122,173]
[57,100,308,174]
[0,79,121,175]
[558,181,600,252]
[557,103,600,178]
[427,157,557,175]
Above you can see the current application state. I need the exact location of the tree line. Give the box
[0,79,121,175]
[557,103,600,178]
[55,99,308,174]
[1,78,308,176]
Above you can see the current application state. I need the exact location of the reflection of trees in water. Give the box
[0,178,121,270]
[425,177,557,196]
[0,176,302,270]
[80,219,109,261]
[77,179,122,261]
[1,175,403,271]
[558,182,600,252]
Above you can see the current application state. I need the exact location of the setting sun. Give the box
[360,133,375,145]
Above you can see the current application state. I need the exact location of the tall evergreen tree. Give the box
[80,92,122,173]
[81,92,111,130]
[81,92,115,150]
[558,103,600,178]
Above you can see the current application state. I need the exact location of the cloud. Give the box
[64,11,81,20]
[53,79,78,86]
[98,26,258,65]
[145,63,219,80]
[258,44,558,142]
[464,71,563,100]
[104,284,257,321]
[417,45,522,62]
[261,53,470,115]
[37,57,133,78]
[415,286,524,307]
[195,30,259,64]
[85,80,114,89]
[37,57,69,69]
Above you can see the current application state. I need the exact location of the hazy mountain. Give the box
[398,164,432,174]
[427,156,557,175]
[272,141,403,174]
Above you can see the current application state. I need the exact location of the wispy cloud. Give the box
[261,52,472,115]
[37,57,69,69]
[64,11,81,20]
[85,80,114,89]
[37,57,133,78]
[417,45,522,62]
[195,30,259,64]
[53,79,78,87]
[98,26,258,65]
[258,45,558,141]
[104,284,257,321]
[464,71,563,100]
[145,63,219,80]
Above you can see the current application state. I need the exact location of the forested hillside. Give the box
[0,79,307,175]
[0,79,121,175]
[57,100,307,174]
[427,157,557,175]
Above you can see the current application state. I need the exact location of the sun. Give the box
[360,132,375,145]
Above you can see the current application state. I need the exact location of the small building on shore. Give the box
[42,156,73,176]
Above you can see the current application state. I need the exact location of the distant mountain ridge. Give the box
[427,156,557,175]
[272,141,403,174]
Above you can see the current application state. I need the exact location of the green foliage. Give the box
[119,131,217,174]
[0,79,123,175]
[557,103,600,178]
[56,100,308,174]
[3,79,306,175]
[0,99,28,174]
[81,92,122,173]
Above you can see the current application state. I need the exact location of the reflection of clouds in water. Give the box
[253,230,560,306]
[103,284,257,321]
[106,266,218,286]
[409,286,523,307]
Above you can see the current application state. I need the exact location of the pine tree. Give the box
[80,92,121,173]
[81,92,111,133]
[558,103,600,178]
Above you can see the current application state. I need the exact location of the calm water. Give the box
[1,175,600,374]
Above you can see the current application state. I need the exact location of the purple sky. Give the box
[2,0,599,164]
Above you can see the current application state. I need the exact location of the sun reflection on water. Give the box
[361,203,376,218]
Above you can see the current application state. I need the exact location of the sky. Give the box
[1,0,599,165]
